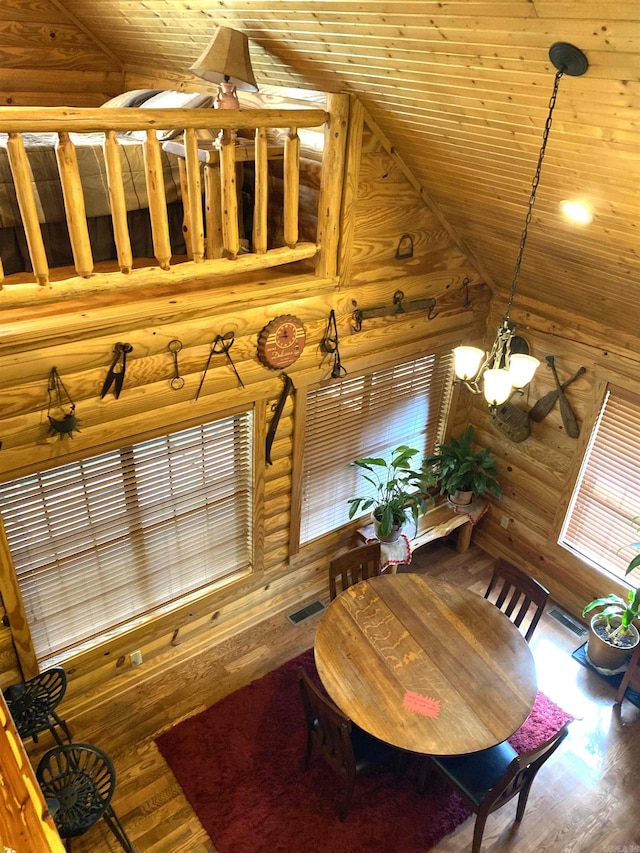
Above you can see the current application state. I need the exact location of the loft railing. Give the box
[0,97,347,288]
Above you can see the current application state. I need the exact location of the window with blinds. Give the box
[0,412,253,665]
[300,352,454,545]
[560,388,640,586]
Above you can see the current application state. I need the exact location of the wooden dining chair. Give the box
[427,722,570,853]
[297,666,394,820]
[328,542,382,600]
[484,558,549,642]
[614,642,640,705]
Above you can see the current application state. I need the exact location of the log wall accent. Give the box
[0,108,486,725]
[0,691,65,852]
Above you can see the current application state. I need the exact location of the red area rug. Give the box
[156,649,572,853]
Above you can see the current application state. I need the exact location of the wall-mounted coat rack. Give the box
[352,289,438,332]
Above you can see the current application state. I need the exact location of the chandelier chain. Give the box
[505,69,564,320]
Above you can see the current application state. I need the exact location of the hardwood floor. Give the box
[23,540,640,852]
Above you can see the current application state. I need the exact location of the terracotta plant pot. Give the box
[586,614,640,674]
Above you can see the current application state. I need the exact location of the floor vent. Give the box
[548,606,588,637]
[287,599,326,626]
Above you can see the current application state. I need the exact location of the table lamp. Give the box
[189,27,258,111]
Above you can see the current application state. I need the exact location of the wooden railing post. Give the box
[283,127,300,248]
[315,93,350,279]
[103,130,133,274]
[253,127,268,255]
[55,131,94,278]
[183,127,205,263]
[143,129,172,271]
[219,130,240,259]
[6,133,49,285]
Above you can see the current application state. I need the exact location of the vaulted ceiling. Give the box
[60,2,640,335]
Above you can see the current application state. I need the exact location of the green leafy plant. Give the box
[347,445,435,538]
[421,426,502,500]
[582,515,640,645]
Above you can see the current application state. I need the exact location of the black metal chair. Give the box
[297,666,395,820]
[426,723,569,853]
[484,558,550,642]
[4,666,72,746]
[36,743,135,852]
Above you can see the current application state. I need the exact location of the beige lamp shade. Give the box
[508,353,540,388]
[189,27,258,92]
[453,346,484,381]
[483,369,513,406]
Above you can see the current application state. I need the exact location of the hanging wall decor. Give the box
[320,309,347,378]
[101,342,133,399]
[47,367,81,439]
[257,315,306,370]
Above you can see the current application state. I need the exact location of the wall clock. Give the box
[257,315,306,370]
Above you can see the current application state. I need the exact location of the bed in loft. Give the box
[0,129,187,275]
[0,89,218,278]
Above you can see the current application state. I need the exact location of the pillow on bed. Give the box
[119,90,215,141]
[100,89,163,109]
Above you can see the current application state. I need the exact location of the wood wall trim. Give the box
[337,95,364,288]
[0,692,65,852]
[0,517,38,679]
[315,93,350,279]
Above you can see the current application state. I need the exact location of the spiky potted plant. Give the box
[347,445,435,542]
[582,516,640,673]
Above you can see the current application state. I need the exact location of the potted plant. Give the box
[347,445,435,542]
[582,516,640,673]
[421,426,502,506]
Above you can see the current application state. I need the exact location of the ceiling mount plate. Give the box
[549,42,589,76]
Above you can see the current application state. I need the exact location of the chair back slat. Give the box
[485,558,549,642]
[329,542,382,600]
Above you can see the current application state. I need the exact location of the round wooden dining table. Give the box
[314,573,537,755]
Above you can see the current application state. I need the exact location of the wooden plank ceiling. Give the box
[62,1,639,334]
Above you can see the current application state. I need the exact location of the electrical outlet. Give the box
[500,515,510,529]
[130,650,143,667]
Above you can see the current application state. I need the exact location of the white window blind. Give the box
[0,412,253,665]
[560,389,640,586]
[300,352,453,544]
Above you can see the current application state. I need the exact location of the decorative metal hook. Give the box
[461,276,472,308]
[321,310,347,378]
[395,233,414,260]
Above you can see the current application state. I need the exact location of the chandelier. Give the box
[453,42,589,407]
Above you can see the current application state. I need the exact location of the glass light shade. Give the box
[508,354,540,388]
[453,346,484,381]
[483,368,513,406]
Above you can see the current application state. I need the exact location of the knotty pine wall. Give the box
[467,294,638,624]
[0,98,487,722]
[0,0,123,107]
